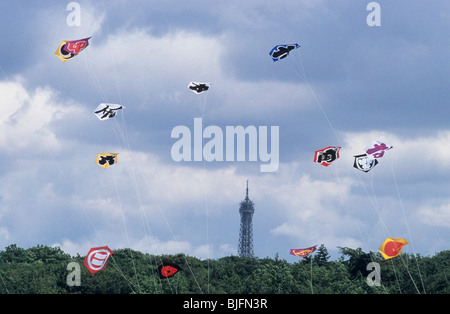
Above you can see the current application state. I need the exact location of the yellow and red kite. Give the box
[378,237,409,260]
[290,245,317,258]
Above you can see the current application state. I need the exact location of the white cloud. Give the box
[68,27,320,118]
[211,80,317,118]
[0,79,84,154]
[262,170,358,247]
[416,203,450,228]
[1,80,449,257]
[341,129,450,177]
[82,29,225,105]
[0,227,9,241]
[82,197,125,219]
[50,130,450,257]
[218,243,237,256]
[54,234,203,259]
[39,2,105,40]
[1,1,449,260]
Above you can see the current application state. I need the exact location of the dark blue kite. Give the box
[269,43,300,62]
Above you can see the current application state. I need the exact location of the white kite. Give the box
[94,103,123,120]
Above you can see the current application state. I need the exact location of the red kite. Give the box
[83,246,114,274]
[158,263,181,278]
[379,238,409,260]
[314,147,341,167]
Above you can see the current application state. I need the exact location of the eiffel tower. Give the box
[238,180,255,257]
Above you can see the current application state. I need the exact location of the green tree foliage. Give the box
[0,244,448,294]
[313,244,330,266]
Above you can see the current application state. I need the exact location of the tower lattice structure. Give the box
[238,180,255,257]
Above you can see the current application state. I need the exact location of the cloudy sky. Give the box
[0,0,449,263]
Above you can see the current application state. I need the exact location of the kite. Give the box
[55,37,91,62]
[378,238,409,260]
[188,82,210,94]
[94,103,123,120]
[269,43,300,62]
[83,246,114,274]
[353,154,378,172]
[314,146,341,167]
[96,153,118,168]
[365,141,393,159]
[290,245,317,258]
[158,263,181,279]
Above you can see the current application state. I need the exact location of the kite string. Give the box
[356,153,422,293]
[389,155,426,293]
[294,50,423,293]
[354,175,405,295]
[200,92,211,294]
[290,50,392,275]
[367,171,390,236]
[310,256,313,293]
[361,168,415,293]
[295,51,343,147]
[293,51,393,238]
[355,159,423,294]
[101,0,123,105]
[99,104,165,292]
[98,1,204,293]
[79,13,151,289]
[109,165,143,292]
[295,51,393,243]
[79,5,166,290]
[353,217,392,293]
[85,21,202,288]
[111,112,204,294]
[0,65,11,293]
[293,50,396,245]
[44,147,140,293]
[0,64,9,81]
[109,115,175,293]
[82,52,109,103]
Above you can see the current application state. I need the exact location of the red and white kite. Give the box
[314,146,341,167]
[83,246,114,274]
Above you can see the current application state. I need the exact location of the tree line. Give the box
[0,244,448,294]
